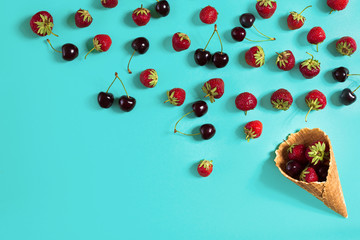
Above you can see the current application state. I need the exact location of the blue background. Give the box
[1,0,360,239]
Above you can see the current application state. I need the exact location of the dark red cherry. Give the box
[340,88,357,105]
[119,96,136,112]
[240,13,255,28]
[192,101,208,117]
[212,52,229,68]
[200,124,216,140]
[285,160,304,179]
[132,37,149,54]
[155,0,170,17]
[194,48,212,66]
[231,27,246,42]
[332,67,349,82]
[98,92,114,108]
[62,43,79,61]
[317,165,329,182]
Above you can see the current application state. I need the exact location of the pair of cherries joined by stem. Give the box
[174,101,216,140]
[98,72,136,112]
[332,67,360,106]
[231,13,276,43]
[46,39,79,61]
[194,24,229,68]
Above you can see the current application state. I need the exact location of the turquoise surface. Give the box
[1,0,360,239]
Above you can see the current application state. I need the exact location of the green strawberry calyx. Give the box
[244,127,257,142]
[257,0,276,8]
[35,14,55,36]
[276,51,290,68]
[254,46,265,67]
[134,5,150,15]
[290,5,312,22]
[199,160,213,170]
[93,37,103,51]
[177,33,191,43]
[202,82,218,103]
[79,9,92,23]
[287,144,295,153]
[147,70,158,87]
[301,52,320,70]
[300,167,310,181]
[336,41,355,56]
[165,91,180,105]
[305,98,323,122]
[272,99,291,110]
[308,142,328,165]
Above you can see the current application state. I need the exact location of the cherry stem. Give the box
[316,44,319,52]
[252,25,276,40]
[115,72,129,98]
[305,107,313,122]
[214,25,224,54]
[127,50,136,74]
[244,111,247,116]
[84,47,95,59]
[106,76,117,93]
[174,111,194,134]
[298,5,312,15]
[175,130,201,137]
[51,31,59,37]
[353,85,360,93]
[203,26,217,51]
[348,74,360,76]
[306,52,314,63]
[245,37,274,43]
[46,39,61,53]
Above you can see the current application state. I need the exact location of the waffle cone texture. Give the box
[274,128,347,218]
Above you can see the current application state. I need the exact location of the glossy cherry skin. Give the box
[98,92,114,108]
[212,52,229,68]
[155,0,170,17]
[317,165,329,182]
[119,96,136,112]
[192,101,208,117]
[194,48,212,66]
[231,27,246,42]
[240,13,255,28]
[332,67,349,82]
[340,88,356,105]
[200,124,216,140]
[62,43,79,61]
[285,160,304,179]
[132,37,149,54]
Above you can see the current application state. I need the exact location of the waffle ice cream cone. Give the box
[274,128,347,218]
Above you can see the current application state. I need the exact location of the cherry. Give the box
[332,67,360,82]
[231,27,246,42]
[98,73,117,108]
[340,86,359,105]
[317,165,329,182]
[155,0,170,17]
[194,49,212,66]
[285,160,304,179]
[128,37,150,74]
[239,13,255,28]
[212,52,229,68]
[46,39,78,61]
[200,124,216,140]
[119,96,136,112]
[192,100,208,117]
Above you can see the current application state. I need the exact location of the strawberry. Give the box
[235,92,257,115]
[101,0,118,8]
[140,69,158,88]
[287,5,312,30]
[132,5,151,26]
[199,6,218,24]
[307,27,326,52]
[327,0,349,12]
[164,88,186,106]
[244,120,263,142]
[245,46,265,68]
[256,0,277,19]
[202,78,224,103]
[276,50,295,71]
[305,141,330,165]
[30,11,57,37]
[271,89,293,110]
[300,167,318,183]
[172,33,191,52]
[197,160,213,177]
[305,90,327,122]
[75,9,92,28]
[299,52,320,79]
[336,36,357,56]
[85,34,112,59]
[287,144,307,164]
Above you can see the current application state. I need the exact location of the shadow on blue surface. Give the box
[189,161,202,178]
[278,14,289,31]
[66,12,76,29]
[326,39,341,57]
[316,0,331,13]
[330,90,343,107]
[295,91,309,111]
[20,15,36,39]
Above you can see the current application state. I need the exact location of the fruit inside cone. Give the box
[128,37,150,74]
[332,67,360,82]
[285,160,303,179]
[340,85,360,105]
[98,74,117,108]
[239,13,275,41]
[155,0,170,17]
[46,39,79,61]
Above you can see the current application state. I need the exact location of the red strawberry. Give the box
[336,36,357,56]
[287,144,307,164]
[172,33,191,52]
[235,92,257,115]
[287,5,312,30]
[30,11,57,37]
[202,78,224,103]
[276,50,295,71]
[140,69,158,88]
[132,5,151,26]
[305,141,330,165]
[300,167,318,183]
[101,0,118,8]
[197,160,213,177]
[305,90,327,122]
[245,46,265,68]
[164,88,186,106]
[85,34,112,59]
[299,52,320,79]
[199,6,218,24]
[75,9,93,28]
[271,89,293,110]
[256,0,277,19]
[327,0,349,12]
[244,120,263,142]
[307,27,326,52]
